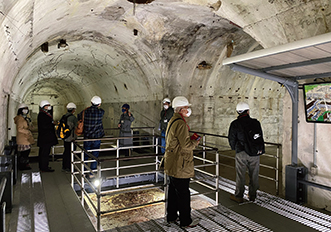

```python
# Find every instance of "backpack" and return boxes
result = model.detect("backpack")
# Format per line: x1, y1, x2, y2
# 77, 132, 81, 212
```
56, 115, 71, 139
240, 119, 265, 156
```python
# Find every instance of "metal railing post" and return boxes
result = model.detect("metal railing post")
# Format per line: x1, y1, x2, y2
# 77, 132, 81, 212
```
276, 145, 280, 195
203, 134, 206, 164
155, 137, 159, 183
215, 151, 219, 205
97, 162, 101, 232
116, 139, 120, 188
71, 142, 74, 188
81, 149, 85, 206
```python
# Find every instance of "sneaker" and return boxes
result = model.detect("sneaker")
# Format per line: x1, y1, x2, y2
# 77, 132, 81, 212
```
230, 194, 244, 203
248, 195, 256, 202
181, 218, 200, 228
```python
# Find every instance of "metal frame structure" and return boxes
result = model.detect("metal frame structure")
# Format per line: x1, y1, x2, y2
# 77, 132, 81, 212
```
69, 133, 219, 232
222, 32, 331, 202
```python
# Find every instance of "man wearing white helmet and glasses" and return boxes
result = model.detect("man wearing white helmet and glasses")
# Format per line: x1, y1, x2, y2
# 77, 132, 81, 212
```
61, 102, 78, 172
37, 100, 58, 172
163, 96, 200, 228
77, 96, 105, 178
228, 102, 265, 203
159, 98, 174, 154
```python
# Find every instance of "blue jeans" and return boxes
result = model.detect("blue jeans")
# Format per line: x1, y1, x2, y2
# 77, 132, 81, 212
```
84, 140, 101, 170
161, 130, 166, 154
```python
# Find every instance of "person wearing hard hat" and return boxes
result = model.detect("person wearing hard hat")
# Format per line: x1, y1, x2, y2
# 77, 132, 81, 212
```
228, 102, 265, 203
77, 96, 105, 178
14, 103, 35, 170
37, 100, 58, 172
159, 98, 174, 154
61, 102, 78, 172
163, 96, 200, 228
118, 103, 135, 157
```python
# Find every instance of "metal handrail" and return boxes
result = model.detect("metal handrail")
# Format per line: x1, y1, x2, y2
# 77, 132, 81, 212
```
190, 130, 281, 195
0, 177, 7, 232
70, 134, 219, 232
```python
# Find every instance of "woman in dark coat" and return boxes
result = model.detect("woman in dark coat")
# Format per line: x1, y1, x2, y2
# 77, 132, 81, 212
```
37, 100, 58, 172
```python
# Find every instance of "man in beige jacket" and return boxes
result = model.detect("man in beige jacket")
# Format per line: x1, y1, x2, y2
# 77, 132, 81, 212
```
164, 96, 200, 228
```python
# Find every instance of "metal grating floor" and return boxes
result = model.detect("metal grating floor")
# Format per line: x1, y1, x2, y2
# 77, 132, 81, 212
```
105, 204, 272, 232
201, 174, 331, 232
12, 172, 50, 232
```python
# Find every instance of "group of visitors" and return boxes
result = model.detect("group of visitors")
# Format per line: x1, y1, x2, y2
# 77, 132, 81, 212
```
14, 96, 134, 174
14, 95, 265, 229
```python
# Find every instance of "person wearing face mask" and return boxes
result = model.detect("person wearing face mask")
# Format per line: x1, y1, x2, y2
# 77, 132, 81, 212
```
37, 100, 58, 172
163, 96, 200, 228
78, 96, 105, 178
14, 103, 35, 170
61, 102, 78, 172
118, 104, 135, 157
159, 98, 174, 154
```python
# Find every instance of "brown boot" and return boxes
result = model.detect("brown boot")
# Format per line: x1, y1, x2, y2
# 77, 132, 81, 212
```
230, 194, 244, 203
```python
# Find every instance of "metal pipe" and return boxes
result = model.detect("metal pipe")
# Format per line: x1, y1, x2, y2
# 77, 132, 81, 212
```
298, 180, 331, 192
313, 123, 317, 166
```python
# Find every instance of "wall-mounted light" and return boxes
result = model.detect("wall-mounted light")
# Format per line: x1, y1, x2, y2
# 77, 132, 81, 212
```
58, 39, 68, 49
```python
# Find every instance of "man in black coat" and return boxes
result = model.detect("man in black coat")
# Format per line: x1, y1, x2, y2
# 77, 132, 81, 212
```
37, 100, 58, 172
228, 102, 265, 203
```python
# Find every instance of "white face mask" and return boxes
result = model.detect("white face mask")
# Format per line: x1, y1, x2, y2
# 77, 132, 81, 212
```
46, 106, 52, 111
186, 108, 192, 117
22, 109, 29, 114
163, 105, 169, 110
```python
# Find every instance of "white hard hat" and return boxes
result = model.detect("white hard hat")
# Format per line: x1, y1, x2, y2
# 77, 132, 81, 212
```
40, 100, 51, 108
91, 96, 102, 105
66, 102, 76, 109
172, 96, 191, 108
236, 102, 249, 113
162, 98, 171, 104
18, 103, 28, 109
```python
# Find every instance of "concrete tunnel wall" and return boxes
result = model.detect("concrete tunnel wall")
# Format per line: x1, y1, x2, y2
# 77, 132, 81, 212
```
0, 0, 330, 211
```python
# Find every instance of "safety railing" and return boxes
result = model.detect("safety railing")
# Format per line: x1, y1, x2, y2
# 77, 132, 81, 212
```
48, 126, 156, 158
0, 177, 7, 232
190, 130, 281, 195
70, 134, 219, 232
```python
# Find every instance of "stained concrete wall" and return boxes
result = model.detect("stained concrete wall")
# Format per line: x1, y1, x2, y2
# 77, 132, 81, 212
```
0, 0, 331, 212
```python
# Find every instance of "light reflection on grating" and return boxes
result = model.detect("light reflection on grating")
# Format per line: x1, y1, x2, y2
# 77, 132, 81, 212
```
198, 174, 331, 232
105, 204, 271, 232
16, 172, 50, 232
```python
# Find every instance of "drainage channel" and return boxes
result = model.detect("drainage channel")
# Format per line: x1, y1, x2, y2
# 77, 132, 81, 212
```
105, 204, 272, 232
200, 174, 331, 232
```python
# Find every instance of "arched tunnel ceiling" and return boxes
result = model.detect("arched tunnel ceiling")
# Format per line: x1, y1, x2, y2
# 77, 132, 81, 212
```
7, 0, 251, 104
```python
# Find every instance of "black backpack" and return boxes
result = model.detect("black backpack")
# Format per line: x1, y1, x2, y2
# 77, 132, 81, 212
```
56, 115, 71, 140
240, 119, 265, 156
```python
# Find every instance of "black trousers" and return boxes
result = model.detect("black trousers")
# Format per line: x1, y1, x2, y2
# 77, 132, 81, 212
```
38, 146, 51, 171
19, 149, 31, 169
167, 176, 192, 226
62, 141, 76, 170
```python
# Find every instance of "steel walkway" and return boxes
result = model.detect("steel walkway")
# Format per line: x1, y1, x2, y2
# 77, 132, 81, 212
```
7, 161, 331, 232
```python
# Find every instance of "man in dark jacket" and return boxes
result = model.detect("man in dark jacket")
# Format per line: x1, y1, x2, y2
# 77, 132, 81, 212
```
37, 100, 58, 172
228, 102, 265, 203
78, 96, 105, 177
159, 98, 174, 154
